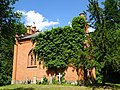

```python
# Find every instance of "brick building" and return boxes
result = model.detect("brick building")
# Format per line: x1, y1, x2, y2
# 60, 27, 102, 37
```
11, 14, 95, 84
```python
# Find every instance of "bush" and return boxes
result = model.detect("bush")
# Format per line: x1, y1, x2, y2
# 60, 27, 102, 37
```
41, 76, 48, 85
36, 76, 48, 85
36, 80, 41, 84
52, 77, 58, 84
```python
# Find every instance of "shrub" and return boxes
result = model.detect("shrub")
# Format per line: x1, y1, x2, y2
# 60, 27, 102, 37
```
41, 76, 48, 85
52, 77, 58, 84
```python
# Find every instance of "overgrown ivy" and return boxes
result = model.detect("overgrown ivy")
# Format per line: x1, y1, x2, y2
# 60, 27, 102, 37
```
32, 16, 86, 74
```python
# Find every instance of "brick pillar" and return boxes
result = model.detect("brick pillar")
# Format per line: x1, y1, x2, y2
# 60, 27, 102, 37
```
92, 67, 96, 80
79, 13, 89, 36
11, 37, 18, 84
78, 67, 84, 80
27, 25, 33, 34
32, 26, 36, 32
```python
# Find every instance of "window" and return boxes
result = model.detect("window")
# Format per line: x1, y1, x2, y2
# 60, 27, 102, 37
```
27, 50, 37, 68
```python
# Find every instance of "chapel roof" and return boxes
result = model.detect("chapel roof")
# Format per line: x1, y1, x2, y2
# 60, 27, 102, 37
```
20, 31, 40, 40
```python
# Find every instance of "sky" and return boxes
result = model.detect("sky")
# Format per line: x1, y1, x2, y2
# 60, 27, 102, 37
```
14, 0, 104, 32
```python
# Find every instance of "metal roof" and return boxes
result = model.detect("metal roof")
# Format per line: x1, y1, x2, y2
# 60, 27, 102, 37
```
21, 32, 40, 40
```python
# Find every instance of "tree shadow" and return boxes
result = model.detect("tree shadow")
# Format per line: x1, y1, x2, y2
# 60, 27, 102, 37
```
46, 69, 54, 76
14, 87, 35, 90
87, 83, 120, 90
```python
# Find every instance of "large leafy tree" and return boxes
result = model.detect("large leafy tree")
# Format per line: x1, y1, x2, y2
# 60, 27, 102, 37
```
87, 0, 120, 84
32, 16, 86, 78
0, 0, 26, 85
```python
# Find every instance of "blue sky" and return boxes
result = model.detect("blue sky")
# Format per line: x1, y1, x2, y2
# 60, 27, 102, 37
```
14, 0, 104, 31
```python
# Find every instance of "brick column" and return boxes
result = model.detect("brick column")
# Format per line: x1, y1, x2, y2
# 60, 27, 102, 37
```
11, 38, 18, 84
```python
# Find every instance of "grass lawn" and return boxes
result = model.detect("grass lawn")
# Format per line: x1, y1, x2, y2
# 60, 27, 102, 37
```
0, 84, 120, 90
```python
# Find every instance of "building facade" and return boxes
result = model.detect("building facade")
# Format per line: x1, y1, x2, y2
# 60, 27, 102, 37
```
11, 14, 95, 84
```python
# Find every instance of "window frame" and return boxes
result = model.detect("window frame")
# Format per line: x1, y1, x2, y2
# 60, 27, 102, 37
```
27, 50, 37, 68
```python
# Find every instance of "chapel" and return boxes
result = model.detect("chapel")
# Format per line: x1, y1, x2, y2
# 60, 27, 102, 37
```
11, 13, 96, 84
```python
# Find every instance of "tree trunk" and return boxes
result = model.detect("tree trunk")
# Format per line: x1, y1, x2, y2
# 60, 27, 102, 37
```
83, 67, 88, 86
102, 66, 107, 85
76, 67, 88, 86
84, 67, 87, 80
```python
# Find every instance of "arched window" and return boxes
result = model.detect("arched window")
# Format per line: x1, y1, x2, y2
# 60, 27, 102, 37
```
28, 50, 37, 67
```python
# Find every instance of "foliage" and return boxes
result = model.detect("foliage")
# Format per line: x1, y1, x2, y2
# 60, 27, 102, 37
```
87, 0, 120, 84
32, 16, 86, 74
52, 77, 58, 84
61, 72, 66, 84
71, 16, 86, 69
0, 0, 26, 86
41, 76, 48, 85
15, 22, 27, 35
37, 76, 49, 85
52, 77, 66, 85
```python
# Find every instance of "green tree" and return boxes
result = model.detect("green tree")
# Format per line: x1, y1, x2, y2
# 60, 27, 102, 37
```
0, 0, 26, 85
71, 16, 88, 84
32, 16, 86, 79
87, 0, 120, 84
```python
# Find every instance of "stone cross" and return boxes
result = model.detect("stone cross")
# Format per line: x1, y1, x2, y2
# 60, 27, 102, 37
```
57, 73, 62, 83
41, 78, 43, 83
33, 76, 37, 84
49, 74, 52, 84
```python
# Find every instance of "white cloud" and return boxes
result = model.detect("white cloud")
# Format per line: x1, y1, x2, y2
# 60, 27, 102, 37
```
88, 27, 95, 32
16, 10, 59, 30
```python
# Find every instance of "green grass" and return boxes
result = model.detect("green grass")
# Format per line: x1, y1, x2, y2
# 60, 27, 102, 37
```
0, 84, 90, 90
0, 84, 120, 90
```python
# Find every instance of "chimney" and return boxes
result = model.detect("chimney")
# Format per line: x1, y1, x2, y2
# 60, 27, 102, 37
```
32, 22, 37, 32
27, 25, 31, 34
27, 25, 33, 34
79, 13, 89, 36
79, 13, 86, 20
32, 26, 36, 32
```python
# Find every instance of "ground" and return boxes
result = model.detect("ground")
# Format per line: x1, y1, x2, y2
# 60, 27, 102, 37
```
0, 84, 120, 90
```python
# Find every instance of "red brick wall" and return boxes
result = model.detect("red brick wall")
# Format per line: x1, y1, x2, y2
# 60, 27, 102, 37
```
12, 38, 95, 83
